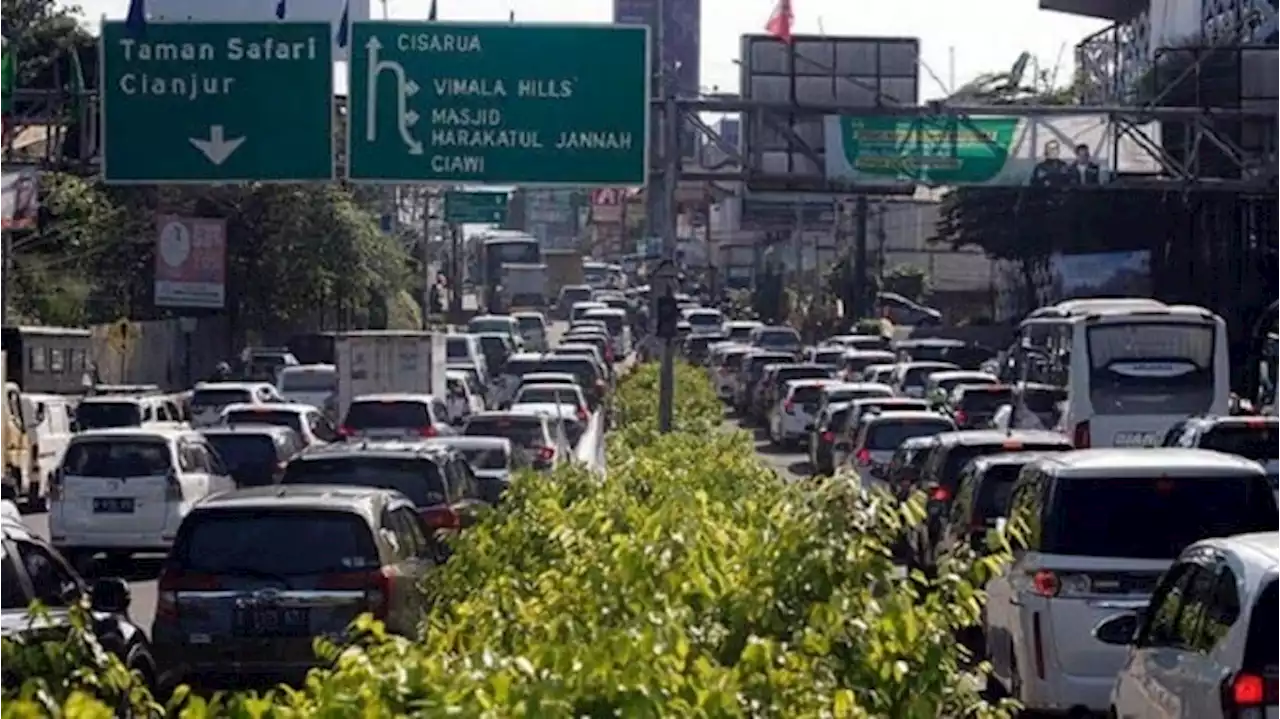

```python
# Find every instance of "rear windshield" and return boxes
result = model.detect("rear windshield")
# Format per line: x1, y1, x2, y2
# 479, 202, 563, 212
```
469, 319, 514, 334
824, 407, 853, 430
974, 465, 1023, 521
1244, 581, 1278, 670
63, 440, 172, 476
279, 370, 336, 393
344, 401, 430, 429
687, 311, 723, 327
536, 359, 598, 386
777, 368, 834, 385
1200, 424, 1279, 463
960, 387, 1013, 412
446, 337, 472, 361
904, 365, 954, 388
516, 316, 543, 332
282, 457, 446, 506
501, 356, 544, 378
1024, 387, 1067, 413
720, 352, 748, 371
205, 435, 280, 471
757, 329, 800, 348
747, 354, 792, 375
461, 447, 512, 470
76, 401, 142, 430
940, 441, 1072, 491
172, 509, 378, 576
938, 375, 996, 393
789, 385, 827, 404
192, 389, 252, 409
727, 326, 756, 341
1044, 475, 1278, 558
844, 354, 894, 373
866, 420, 954, 450
516, 387, 583, 406
464, 417, 547, 449
585, 313, 624, 333
811, 350, 847, 365
225, 409, 302, 434
560, 287, 592, 304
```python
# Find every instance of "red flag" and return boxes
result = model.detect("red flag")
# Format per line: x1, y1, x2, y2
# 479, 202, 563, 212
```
765, 0, 793, 43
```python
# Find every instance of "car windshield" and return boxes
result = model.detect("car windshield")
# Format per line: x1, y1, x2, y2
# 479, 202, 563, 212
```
516, 387, 582, 406
464, 417, 547, 450
1044, 475, 1277, 558
461, 447, 512, 470
344, 401, 430, 429
192, 388, 252, 409
63, 440, 172, 476
278, 369, 336, 392
75, 401, 142, 429
865, 421, 955, 450
173, 509, 379, 576
225, 409, 302, 434
282, 457, 446, 506
204, 435, 280, 471
1200, 424, 1279, 463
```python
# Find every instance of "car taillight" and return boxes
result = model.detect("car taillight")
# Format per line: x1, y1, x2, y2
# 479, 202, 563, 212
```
821, 431, 835, 443
164, 470, 183, 501
1032, 569, 1059, 597
47, 469, 64, 501
537, 446, 556, 462
1073, 420, 1090, 448
319, 568, 392, 619
930, 486, 951, 502
954, 409, 968, 426
337, 425, 354, 438
420, 505, 461, 530
155, 568, 220, 619
419, 425, 438, 437
595, 379, 606, 391
855, 448, 871, 465
576, 407, 588, 422
784, 400, 796, 414
1223, 671, 1278, 712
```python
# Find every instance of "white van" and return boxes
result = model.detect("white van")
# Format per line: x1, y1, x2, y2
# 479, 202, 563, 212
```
984, 448, 1277, 714
20, 393, 75, 505
276, 363, 337, 410
47, 427, 236, 568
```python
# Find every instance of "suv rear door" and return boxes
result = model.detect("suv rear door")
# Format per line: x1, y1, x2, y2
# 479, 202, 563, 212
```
54, 437, 175, 535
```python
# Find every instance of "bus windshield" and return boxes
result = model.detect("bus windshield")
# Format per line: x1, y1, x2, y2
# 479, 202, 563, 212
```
1086, 321, 1217, 416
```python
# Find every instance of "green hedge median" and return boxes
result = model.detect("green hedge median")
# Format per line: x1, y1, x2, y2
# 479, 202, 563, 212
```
2, 360, 1015, 718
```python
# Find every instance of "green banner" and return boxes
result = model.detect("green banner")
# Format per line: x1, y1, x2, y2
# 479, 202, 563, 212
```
823, 115, 1150, 187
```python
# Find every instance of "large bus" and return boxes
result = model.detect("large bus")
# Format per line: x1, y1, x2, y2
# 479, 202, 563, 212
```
1017, 299, 1230, 448
482, 235, 541, 306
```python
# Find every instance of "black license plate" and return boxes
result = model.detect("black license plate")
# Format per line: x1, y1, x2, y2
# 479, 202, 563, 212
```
233, 607, 310, 637
92, 497, 134, 513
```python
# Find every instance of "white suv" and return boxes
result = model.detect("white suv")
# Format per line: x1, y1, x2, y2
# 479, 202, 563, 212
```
984, 448, 1278, 715
47, 428, 236, 569
767, 379, 839, 449
1098, 531, 1278, 719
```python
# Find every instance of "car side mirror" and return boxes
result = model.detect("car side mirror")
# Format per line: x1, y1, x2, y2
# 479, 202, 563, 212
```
90, 577, 131, 613
1092, 612, 1142, 646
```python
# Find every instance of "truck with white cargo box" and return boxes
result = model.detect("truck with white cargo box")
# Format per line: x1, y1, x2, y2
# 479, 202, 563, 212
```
334, 331, 447, 421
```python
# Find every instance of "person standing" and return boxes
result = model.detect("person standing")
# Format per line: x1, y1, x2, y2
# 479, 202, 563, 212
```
1068, 143, 1102, 185
1030, 140, 1071, 188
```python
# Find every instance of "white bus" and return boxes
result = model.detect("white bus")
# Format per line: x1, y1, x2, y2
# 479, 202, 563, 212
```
1017, 299, 1230, 448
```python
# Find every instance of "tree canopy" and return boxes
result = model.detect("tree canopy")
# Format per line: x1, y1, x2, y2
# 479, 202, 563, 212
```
4, 0, 419, 334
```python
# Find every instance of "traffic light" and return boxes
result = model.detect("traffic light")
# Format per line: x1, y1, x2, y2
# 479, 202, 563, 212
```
655, 294, 680, 339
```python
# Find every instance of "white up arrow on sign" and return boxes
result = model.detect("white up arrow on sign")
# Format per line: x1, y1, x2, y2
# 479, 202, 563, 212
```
189, 125, 246, 166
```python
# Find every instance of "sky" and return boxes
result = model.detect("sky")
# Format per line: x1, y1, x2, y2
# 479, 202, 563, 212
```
69, 0, 1107, 100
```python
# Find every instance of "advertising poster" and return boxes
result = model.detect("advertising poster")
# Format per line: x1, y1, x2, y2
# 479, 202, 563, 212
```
154, 215, 227, 309
1050, 250, 1153, 299
824, 115, 1162, 187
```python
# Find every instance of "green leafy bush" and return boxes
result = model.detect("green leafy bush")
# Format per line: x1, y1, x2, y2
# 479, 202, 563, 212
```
4, 362, 1014, 718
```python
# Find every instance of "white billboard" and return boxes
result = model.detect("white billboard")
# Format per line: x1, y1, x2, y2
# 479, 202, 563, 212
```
145, 0, 371, 59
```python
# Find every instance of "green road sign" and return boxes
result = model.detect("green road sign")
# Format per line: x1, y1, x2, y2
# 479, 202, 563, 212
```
100, 21, 334, 184
346, 22, 649, 186
445, 190, 509, 223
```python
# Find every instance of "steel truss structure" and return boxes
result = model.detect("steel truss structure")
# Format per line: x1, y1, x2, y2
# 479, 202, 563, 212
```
654, 96, 1278, 192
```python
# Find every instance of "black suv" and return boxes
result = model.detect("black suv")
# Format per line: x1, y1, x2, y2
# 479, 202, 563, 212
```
1, 513, 155, 689
282, 440, 489, 537
1161, 415, 1279, 483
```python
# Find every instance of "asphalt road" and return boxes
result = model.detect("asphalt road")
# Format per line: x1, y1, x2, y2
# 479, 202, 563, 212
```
722, 406, 814, 483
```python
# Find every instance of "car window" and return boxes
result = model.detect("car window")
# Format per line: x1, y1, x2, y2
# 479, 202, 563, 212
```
1044, 476, 1278, 558
464, 417, 548, 450
390, 506, 428, 557
460, 446, 511, 471
15, 540, 80, 607
225, 409, 304, 434
344, 401, 431, 429
2, 551, 28, 609
282, 457, 447, 507
75, 401, 142, 430
1199, 424, 1279, 463
205, 434, 279, 472
864, 420, 955, 451
973, 465, 1022, 521
787, 384, 828, 405
308, 413, 338, 442
517, 387, 584, 406
1243, 580, 1278, 670
62, 440, 173, 476
191, 389, 253, 410
959, 387, 1014, 412
173, 509, 380, 575
1141, 562, 1199, 648
1184, 566, 1239, 654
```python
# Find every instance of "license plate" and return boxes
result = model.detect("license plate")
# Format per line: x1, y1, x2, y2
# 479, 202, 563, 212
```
233, 607, 310, 637
1114, 431, 1158, 447
93, 497, 134, 513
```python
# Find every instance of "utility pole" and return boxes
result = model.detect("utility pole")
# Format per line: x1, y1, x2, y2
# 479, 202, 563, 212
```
655, 0, 679, 434
421, 188, 432, 329
851, 195, 870, 319
449, 222, 463, 316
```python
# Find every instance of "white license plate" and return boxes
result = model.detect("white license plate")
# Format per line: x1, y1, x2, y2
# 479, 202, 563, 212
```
1114, 431, 1159, 447
93, 497, 135, 513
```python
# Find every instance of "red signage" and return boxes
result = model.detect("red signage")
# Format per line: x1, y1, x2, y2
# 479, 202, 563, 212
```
154, 215, 226, 309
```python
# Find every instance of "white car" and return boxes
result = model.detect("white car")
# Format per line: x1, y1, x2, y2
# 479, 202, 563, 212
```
1099, 531, 1278, 719
512, 311, 550, 353
425, 435, 516, 505
984, 448, 1278, 714
445, 370, 486, 423
188, 382, 283, 428
767, 379, 841, 448
219, 402, 339, 446
275, 363, 336, 410
47, 427, 236, 569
